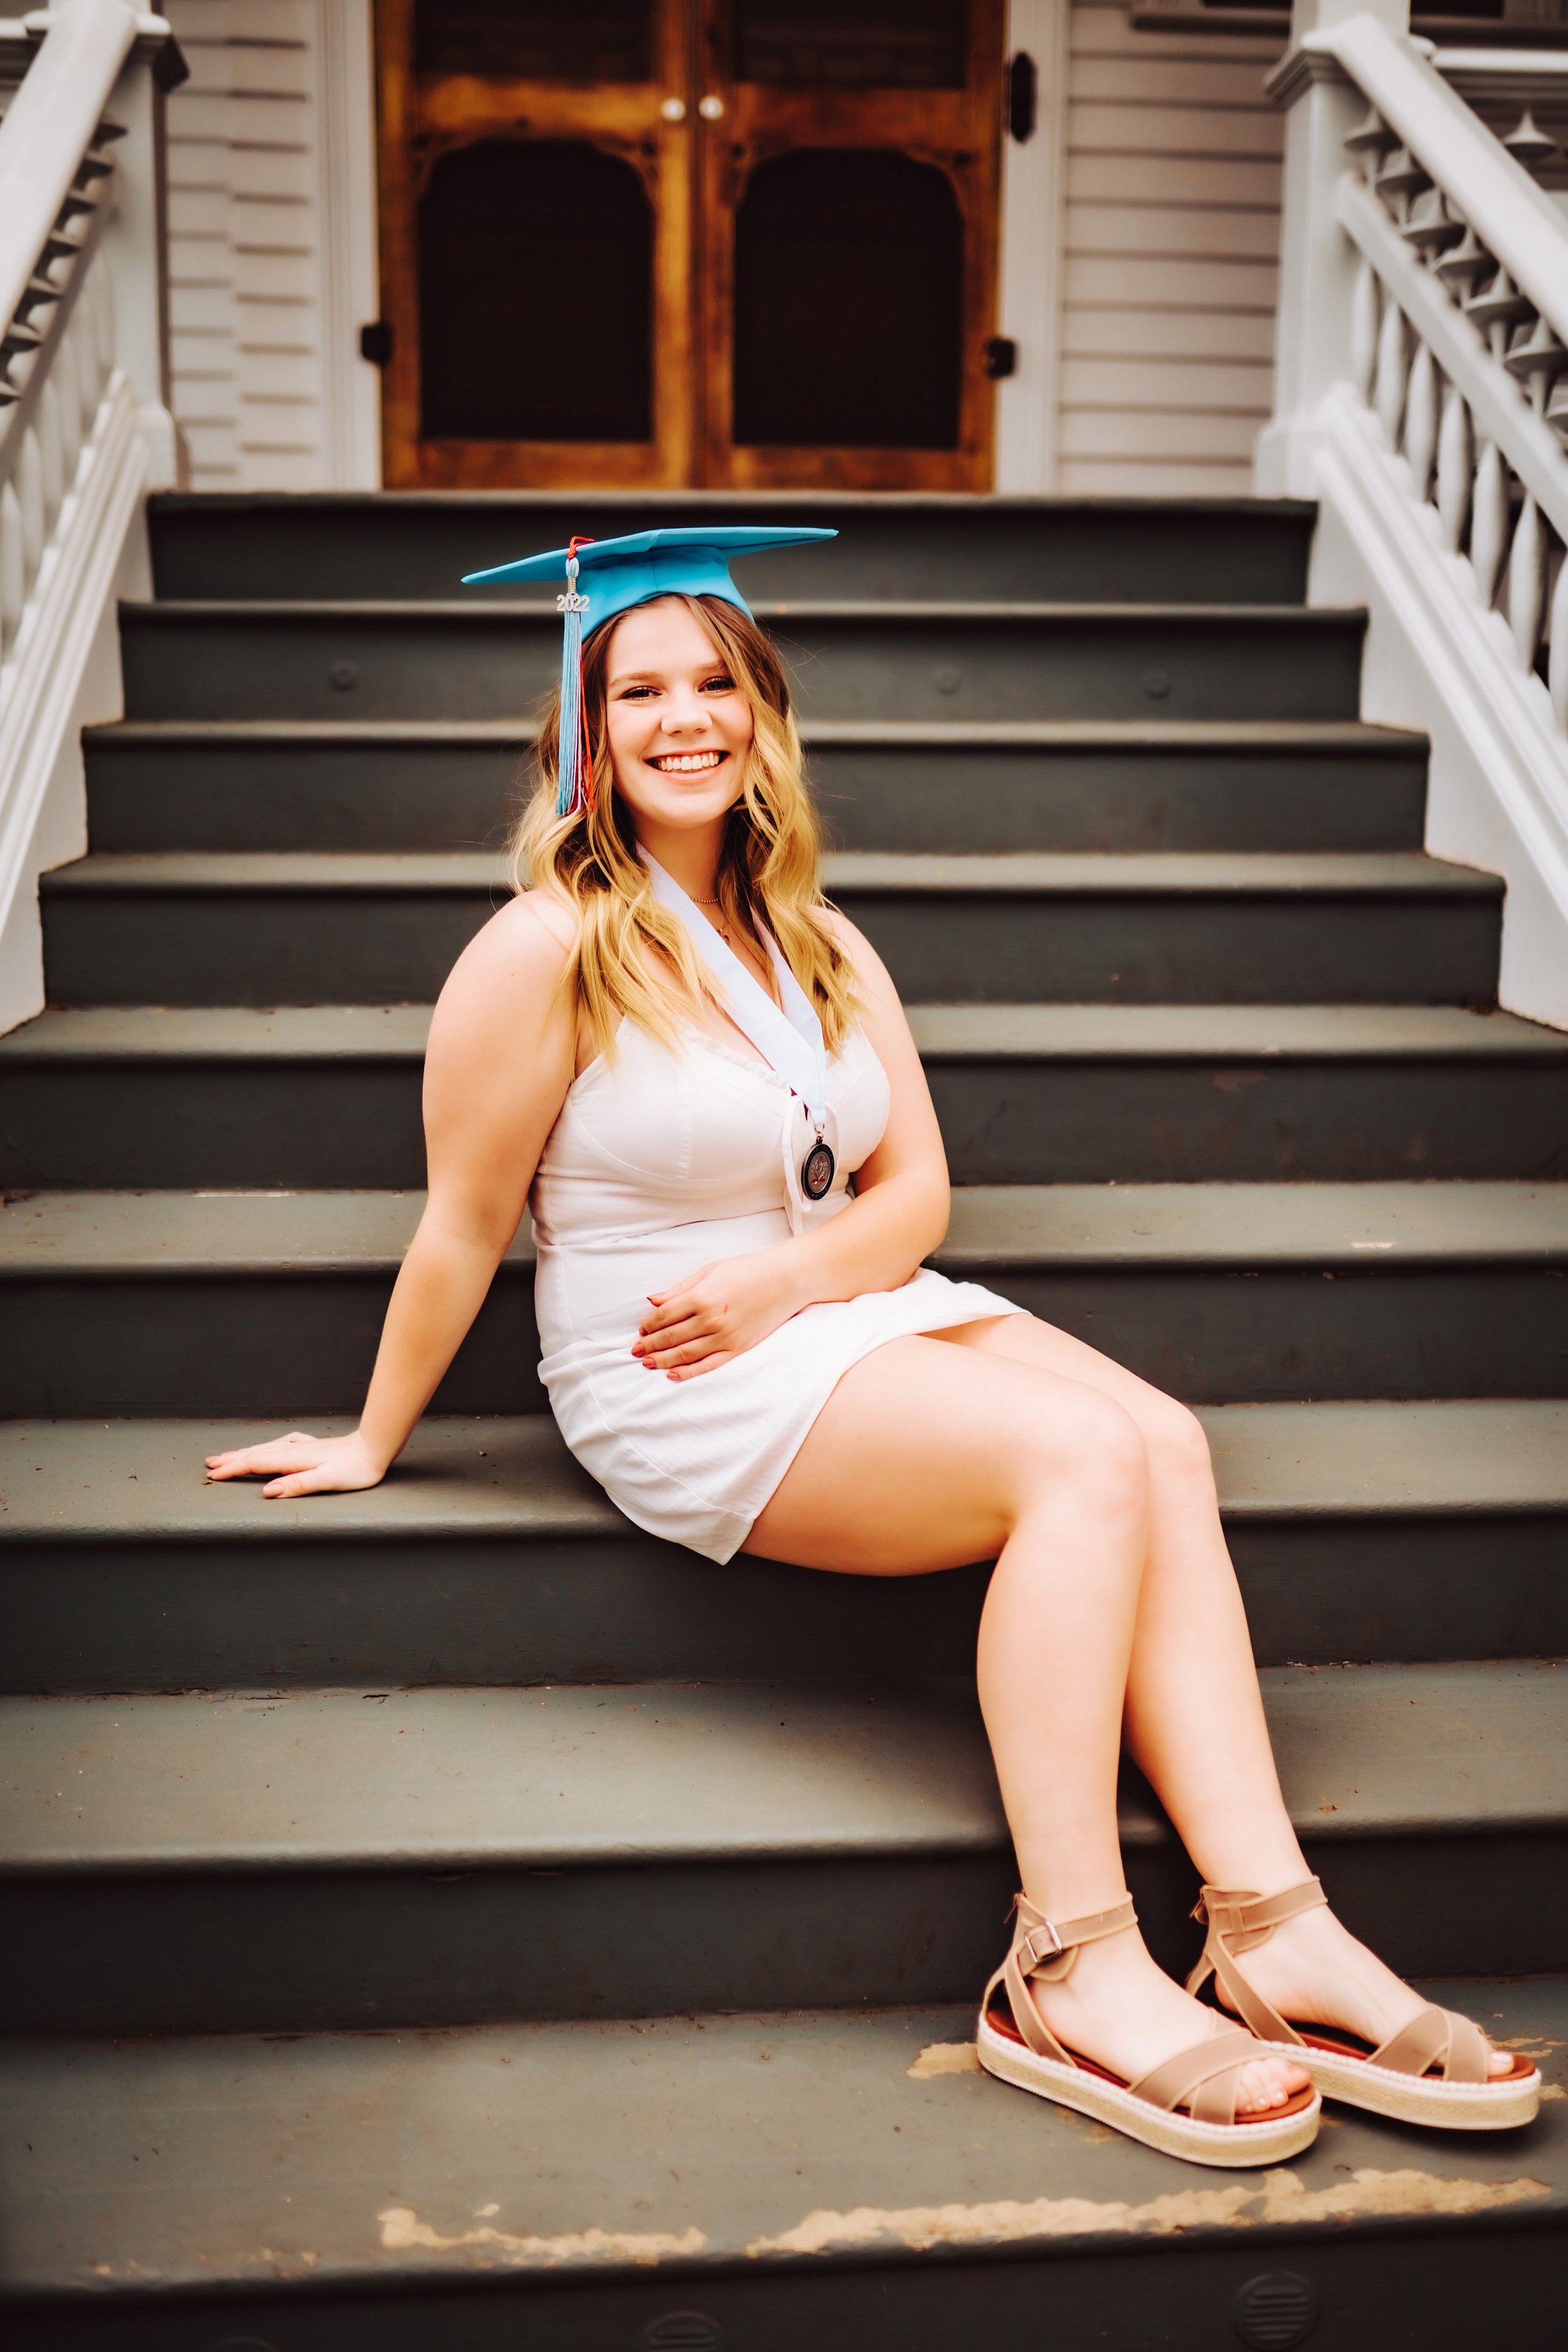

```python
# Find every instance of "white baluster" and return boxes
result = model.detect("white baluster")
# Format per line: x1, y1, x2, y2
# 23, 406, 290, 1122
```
0, 480, 22, 660
55, 329, 82, 484
67, 296, 95, 437
1508, 492, 1548, 667
37, 377, 64, 537
1436, 382, 1474, 553
1404, 341, 1439, 499
90, 258, 115, 398
1549, 549, 1568, 729
1503, 109, 1557, 174
1470, 440, 1510, 606
1352, 258, 1380, 405
1375, 297, 1408, 445
16, 424, 45, 595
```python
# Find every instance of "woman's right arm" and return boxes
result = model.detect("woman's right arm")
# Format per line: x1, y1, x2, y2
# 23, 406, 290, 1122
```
204, 893, 578, 1500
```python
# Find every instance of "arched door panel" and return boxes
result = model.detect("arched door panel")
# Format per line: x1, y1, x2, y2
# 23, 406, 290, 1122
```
731, 148, 965, 450
376, 0, 693, 487
374, 0, 1001, 487
697, 0, 1002, 489
418, 139, 655, 444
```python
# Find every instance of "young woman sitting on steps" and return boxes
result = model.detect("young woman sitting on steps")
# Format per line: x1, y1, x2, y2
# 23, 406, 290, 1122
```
204, 531, 1537, 2166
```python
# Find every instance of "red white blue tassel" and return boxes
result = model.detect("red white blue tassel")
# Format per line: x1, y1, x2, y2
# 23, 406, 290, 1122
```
554, 538, 593, 820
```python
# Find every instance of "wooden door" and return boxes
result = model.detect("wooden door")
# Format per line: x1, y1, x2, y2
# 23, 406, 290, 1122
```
375, 0, 697, 487
374, 0, 1002, 490
696, 0, 1004, 489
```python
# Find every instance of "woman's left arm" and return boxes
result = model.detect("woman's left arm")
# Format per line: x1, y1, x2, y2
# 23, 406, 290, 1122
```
633, 918, 951, 1377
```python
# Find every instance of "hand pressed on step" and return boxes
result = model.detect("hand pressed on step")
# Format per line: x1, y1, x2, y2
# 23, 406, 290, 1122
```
204, 1429, 389, 1499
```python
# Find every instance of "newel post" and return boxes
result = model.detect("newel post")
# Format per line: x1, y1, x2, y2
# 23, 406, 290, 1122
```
1256, 0, 1412, 497
66, 1, 187, 486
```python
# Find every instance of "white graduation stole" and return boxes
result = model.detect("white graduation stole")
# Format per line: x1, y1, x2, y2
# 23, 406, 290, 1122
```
640, 848, 840, 1231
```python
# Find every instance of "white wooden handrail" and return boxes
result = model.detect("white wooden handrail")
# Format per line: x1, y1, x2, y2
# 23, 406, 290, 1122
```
0, 0, 181, 1034
1262, 6, 1568, 1031
0, 1, 137, 352
1305, 16, 1568, 723
1297, 15, 1568, 337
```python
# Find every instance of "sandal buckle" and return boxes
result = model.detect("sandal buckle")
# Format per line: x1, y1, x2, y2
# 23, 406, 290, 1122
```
1019, 1917, 1064, 1969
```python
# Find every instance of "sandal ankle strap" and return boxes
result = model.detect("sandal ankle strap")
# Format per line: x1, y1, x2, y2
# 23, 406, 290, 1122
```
1014, 1892, 1138, 1977
984, 1897, 1290, 2129
985, 1891, 1137, 2066
1185, 1876, 1327, 2045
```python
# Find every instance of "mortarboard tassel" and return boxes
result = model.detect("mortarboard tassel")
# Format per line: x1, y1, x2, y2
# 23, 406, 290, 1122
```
554, 536, 595, 820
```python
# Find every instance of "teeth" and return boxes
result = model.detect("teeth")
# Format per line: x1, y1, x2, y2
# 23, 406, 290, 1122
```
653, 751, 723, 773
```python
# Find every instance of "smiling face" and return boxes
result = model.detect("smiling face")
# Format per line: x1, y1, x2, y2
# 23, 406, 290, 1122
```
601, 598, 756, 841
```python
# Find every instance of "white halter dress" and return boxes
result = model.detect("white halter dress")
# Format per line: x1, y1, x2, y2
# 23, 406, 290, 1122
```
531, 1015, 1024, 1562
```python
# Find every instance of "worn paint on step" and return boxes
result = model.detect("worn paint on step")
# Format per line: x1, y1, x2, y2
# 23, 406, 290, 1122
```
741, 2166, 1550, 2259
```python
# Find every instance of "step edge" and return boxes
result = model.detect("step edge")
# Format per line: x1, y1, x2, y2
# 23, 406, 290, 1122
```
119, 598, 1366, 626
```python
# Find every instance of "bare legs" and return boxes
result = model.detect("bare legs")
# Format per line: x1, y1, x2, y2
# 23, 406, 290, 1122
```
744, 1313, 1510, 2088
743, 1325, 1303, 2111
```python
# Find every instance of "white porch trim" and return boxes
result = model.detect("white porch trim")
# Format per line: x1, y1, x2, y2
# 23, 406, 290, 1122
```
313, 0, 381, 490
995, 0, 1071, 491
1311, 384, 1568, 1029
0, 371, 152, 1035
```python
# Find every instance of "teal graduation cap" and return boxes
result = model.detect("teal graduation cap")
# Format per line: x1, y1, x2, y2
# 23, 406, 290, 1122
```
462, 524, 835, 818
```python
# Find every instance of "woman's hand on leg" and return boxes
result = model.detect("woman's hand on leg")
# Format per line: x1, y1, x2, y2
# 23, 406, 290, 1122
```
203, 1429, 389, 1499
633, 1248, 806, 1377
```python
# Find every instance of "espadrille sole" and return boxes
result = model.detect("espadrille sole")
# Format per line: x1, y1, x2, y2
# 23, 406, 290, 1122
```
976, 2015, 1322, 2168
1265, 2042, 1542, 2130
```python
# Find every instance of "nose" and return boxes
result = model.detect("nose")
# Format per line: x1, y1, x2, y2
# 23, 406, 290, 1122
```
659, 681, 711, 734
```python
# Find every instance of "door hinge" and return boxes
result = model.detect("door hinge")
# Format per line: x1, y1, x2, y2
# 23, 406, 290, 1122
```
983, 336, 1018, 379
1007, 52, 1037, 144
359, 320, 394, 367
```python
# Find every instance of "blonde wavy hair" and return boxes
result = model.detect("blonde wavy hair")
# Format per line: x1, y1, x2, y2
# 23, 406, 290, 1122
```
510, 592, 861, 1062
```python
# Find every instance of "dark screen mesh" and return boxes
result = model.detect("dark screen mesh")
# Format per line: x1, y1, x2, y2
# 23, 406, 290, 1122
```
415, 0, 655, 82
732, 0, 968, 87
732, 149, 964, 447
420, 140, 654, 442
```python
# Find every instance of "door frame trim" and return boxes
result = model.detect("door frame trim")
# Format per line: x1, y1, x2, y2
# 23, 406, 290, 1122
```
994, 0, 1070, 492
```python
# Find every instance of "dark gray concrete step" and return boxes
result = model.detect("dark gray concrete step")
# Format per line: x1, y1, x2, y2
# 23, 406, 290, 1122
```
4, 1002, 1564, 1190
147, 487, 1318, 605
3, 1661, 1565, 2035
4, 1982, 1564, 2351
83, 715, 1438, 866
40, 849, 1501, 1009
83, 716, 1432, 856
815, 719, 1430, 854
117, 601, 1368, 724
3, 1183, 1564, 1420
4, 1404, 1564, 1695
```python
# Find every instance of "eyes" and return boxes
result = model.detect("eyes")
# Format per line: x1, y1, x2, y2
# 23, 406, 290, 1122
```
612, 670, 737, 703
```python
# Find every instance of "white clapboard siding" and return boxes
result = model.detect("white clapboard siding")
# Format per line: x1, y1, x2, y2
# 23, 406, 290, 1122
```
1061, 356, 1274, 408
164, 0, 326, 488
1067, 153, 1283, 208
1069, 204, 1282, 261
1057, 405, 1264, 460
1060, 304, 1277, 362
1064, 254, 1278, 309
1068, 103, 1283, 159
1058, 0, 1285, 495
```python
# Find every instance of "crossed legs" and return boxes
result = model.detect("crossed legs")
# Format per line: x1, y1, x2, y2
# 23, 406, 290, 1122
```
743, 1312, 1507, 2090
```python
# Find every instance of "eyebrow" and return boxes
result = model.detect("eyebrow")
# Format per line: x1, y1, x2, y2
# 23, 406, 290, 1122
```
607, 662, 734, 690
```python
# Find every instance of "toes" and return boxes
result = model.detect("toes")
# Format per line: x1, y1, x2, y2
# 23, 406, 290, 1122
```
1233, 2057, 1308, 2114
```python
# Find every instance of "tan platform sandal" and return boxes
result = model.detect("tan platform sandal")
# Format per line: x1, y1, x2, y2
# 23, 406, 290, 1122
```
976, 1892, 1322, 2168
1188, 1878, 1542, 2131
